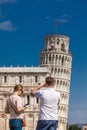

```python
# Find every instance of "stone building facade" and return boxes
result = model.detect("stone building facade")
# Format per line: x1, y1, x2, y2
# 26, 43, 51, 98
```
0, 34, 72, 130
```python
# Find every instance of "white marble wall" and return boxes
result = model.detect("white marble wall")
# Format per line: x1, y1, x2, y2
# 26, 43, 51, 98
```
0, 67, 49, 130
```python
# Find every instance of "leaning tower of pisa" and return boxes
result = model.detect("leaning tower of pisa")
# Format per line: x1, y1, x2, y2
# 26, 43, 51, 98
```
40, 34, 72, 130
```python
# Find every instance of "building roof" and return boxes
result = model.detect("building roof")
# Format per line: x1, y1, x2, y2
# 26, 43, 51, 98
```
45, 34, 70, 39
0, 67, 48, 73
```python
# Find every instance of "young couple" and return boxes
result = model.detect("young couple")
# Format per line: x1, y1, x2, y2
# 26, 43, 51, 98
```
5, 76, 60, 130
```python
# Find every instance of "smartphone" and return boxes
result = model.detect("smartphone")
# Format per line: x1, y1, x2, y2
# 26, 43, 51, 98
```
23, 103, 29, 107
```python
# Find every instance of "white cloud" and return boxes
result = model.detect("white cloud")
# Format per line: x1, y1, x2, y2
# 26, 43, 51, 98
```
0, 0, 16, 4
0, 20, 17, 31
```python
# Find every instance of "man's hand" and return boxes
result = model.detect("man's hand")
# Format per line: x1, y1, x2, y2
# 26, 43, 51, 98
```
30, 82, 46, 96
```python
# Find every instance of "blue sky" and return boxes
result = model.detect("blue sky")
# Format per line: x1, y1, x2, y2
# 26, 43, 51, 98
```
0, 0, 87, 125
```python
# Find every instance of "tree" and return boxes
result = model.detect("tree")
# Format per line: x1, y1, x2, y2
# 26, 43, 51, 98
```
68, 124, 81, 130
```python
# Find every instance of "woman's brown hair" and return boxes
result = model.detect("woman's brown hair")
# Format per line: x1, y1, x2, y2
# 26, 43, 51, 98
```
14, 84, 23, 92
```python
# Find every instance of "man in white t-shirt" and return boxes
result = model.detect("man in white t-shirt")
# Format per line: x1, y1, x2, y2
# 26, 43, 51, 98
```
30, 76, 60, 130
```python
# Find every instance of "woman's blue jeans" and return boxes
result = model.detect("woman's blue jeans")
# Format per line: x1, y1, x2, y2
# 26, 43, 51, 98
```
9, 119, 22, 130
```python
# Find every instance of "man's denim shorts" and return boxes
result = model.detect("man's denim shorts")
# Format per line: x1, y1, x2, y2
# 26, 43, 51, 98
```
36, 120, 58, 130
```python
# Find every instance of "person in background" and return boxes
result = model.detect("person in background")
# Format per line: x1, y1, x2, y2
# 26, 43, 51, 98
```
5, 84, 26, 130
30, 76, 60, 130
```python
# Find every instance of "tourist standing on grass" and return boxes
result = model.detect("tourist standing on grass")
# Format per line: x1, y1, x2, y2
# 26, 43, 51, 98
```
30, 76, 60, 130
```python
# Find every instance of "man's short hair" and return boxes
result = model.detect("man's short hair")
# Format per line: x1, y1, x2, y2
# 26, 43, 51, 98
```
45, 76, 55, 85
